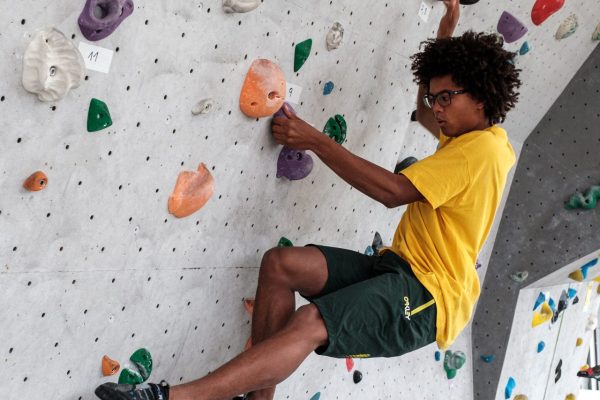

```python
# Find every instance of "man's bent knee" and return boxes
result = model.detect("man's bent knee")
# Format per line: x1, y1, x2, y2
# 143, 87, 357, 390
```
289, 304, 328, 347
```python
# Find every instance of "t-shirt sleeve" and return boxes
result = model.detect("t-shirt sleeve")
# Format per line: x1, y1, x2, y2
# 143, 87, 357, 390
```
400, 145, 470, 209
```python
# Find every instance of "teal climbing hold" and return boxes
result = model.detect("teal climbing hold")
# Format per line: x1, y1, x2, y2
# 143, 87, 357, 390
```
323, 114, 347, 144
87, 98, 113, 132
323, 81, 334, 95
130, 348, 153, 382
481, 355, 494, 363
519, 41, 530, 55
294, 39, 312, 72
364, 246, 374, 256
565, 185, 600, 210
277, 237, 293, 247
118, 368, 144, 385
435, 351, 441, 361
537, 341, 545, 353
568, 288, 577, 298
309, 392, 320, 400
505, 377, 516, 399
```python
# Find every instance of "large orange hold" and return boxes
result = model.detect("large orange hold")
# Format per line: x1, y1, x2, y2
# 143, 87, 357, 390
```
23, 171, 48, 191
102, 355, 120, 376
239, 59, 286, 118
168, 163, 214, 218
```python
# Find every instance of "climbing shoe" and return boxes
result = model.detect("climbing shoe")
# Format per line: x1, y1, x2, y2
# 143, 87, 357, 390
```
95, 381, 170, 400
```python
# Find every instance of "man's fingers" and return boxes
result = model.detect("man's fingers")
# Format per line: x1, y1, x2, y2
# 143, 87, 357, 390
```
282, 103, 297, 119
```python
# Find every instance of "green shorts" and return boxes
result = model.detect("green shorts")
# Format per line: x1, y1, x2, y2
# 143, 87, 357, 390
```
303, 244, 437, 359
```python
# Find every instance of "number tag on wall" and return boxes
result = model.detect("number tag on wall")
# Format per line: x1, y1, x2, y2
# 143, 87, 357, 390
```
78, 42, 114, 73
418, 1, 431, 22
285, 82, 303, 105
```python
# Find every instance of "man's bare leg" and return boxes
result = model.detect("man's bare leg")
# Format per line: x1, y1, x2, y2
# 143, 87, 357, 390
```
247, 247, 329, 400
169, 304, 328, 400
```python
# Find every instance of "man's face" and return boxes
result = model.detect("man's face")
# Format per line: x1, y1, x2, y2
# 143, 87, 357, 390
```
428, 74, 487, 137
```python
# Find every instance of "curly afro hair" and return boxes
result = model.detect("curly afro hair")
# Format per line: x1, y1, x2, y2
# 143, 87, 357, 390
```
410, 30, 522, 124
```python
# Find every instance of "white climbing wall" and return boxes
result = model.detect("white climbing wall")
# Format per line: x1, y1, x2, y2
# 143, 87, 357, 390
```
1, 1, 599, 399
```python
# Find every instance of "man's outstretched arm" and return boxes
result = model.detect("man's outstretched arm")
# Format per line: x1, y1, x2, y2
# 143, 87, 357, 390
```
271, 106, 424, 209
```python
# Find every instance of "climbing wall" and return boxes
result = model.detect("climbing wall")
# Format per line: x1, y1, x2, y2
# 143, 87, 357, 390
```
473, 44, 600, 399
1, 1, 599, 400
496, 250, 600, 400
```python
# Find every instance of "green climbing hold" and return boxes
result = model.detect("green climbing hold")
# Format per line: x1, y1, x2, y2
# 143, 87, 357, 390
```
294, 39, 312, 72
443, 350, 466, 379
118, 368, 144, 385
323, 114, 347, 144
277, 237, 293, 247
565, 186, 600, 210
510, 271, 529, 283
87, 98, 112, 132
130, 348, 153, 381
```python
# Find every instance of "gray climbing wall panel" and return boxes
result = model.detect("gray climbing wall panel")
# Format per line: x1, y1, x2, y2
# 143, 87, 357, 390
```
473, 45, 600, 400
1, 0, 600, 400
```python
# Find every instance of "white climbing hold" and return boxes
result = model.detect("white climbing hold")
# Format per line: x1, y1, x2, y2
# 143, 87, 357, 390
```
555, 14, 578, 40
326, 22, 344, 51
22, 28, 85, 102
191, 98, 214, 115
222, 0, 261, 13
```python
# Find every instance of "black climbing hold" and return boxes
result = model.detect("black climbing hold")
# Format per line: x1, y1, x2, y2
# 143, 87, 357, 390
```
410, 110, 417, 122
394, 156, 418, 174
573, 296, 579, 305
371, 232, 383, 255
437, 0, 480, 4
555, 359, 562, 383
353, 370, 363, 384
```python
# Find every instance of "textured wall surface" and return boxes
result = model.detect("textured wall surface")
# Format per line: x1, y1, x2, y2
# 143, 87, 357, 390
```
1, 0, 600, 399
473, 44, 600, 400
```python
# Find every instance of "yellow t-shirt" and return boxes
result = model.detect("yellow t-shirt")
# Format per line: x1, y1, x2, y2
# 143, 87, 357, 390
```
388, 125, 515, 349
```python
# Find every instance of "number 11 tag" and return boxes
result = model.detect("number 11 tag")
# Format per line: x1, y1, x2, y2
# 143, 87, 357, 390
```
78, 42, 114, 73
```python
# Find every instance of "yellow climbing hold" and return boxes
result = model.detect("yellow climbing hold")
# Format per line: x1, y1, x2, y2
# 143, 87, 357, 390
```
565, 394, 576, 400
580, 364, 590, 371
514, 395, 529, 400
569, 270, 584, 282
597, 283, 600, 294
576, 337, 583, 347
532, 302, 553, 327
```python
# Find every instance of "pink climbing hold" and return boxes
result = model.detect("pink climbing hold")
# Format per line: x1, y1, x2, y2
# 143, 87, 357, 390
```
531, 0, 565, 26
346, 357, 354, 372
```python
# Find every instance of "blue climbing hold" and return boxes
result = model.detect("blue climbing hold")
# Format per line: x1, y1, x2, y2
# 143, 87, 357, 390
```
519, 41, 530, 55
481, 355, 494, 363
548, 297, 556, 313
505, 377, 516, 399
323, 81, 334, 95
533, 292, 545, 310
568, 288, 577, 299
537, 341, 545, 353
364, 246, 374, 256
309, 392, 321, 400
435, 351, 441, 361
580, 259, 597, 279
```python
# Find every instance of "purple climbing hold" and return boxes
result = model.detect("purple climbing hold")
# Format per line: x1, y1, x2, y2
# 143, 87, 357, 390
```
497, 11, 528, 44
78, 0, 134, 41
276, 146, 313, 180
274, 102, 295, 119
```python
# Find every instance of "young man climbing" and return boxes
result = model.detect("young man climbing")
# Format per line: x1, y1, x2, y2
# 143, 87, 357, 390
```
95, 1, 522, 399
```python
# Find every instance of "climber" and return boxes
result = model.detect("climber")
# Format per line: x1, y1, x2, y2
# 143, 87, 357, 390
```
95, 1, 522, 399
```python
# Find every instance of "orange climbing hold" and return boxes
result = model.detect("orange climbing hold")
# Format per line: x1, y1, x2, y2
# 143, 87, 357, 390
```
346, 357, 354, 372
23, 171, 48, 191
239, 59, 286, 118
102, 355, 120, 376
244, 298, 254, 315
168, 163, 214, 218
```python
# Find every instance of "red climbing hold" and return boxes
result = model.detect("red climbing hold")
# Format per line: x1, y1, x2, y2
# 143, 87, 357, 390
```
531, 0, 565, 26
346, 357, 354, 372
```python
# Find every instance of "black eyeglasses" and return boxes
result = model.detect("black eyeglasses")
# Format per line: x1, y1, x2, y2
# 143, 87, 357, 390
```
423, 89, 468, 108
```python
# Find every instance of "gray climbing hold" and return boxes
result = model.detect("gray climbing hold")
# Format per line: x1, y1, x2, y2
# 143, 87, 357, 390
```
192, 99, 214, 115
510, 271, 528, 283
